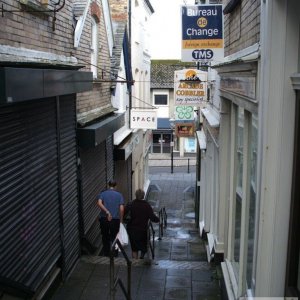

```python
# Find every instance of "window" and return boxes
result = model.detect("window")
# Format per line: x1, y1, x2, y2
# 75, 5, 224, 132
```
246, 113, 258, 292
233, 107, 244, 280
91, 17, 98, 78
228, 104, 258, 298
154, 94, 168, 106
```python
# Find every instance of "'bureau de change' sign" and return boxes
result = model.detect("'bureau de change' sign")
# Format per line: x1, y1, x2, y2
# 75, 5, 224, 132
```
181, 5, 223, 63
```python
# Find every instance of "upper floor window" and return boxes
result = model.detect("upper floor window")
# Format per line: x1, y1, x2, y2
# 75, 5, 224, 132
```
91, 17, 98, 79
154, 94, 168, 106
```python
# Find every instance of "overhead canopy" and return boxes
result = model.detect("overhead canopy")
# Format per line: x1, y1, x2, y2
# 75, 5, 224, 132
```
77, 113, 124, 148
196, 130, 207, 150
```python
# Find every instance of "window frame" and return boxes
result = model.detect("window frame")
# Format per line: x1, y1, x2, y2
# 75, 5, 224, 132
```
90, 17, 98, 79
226, 102, 259, 298
153, 93, 169, 106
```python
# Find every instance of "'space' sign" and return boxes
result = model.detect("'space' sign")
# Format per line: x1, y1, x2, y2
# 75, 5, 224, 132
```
181, 5, 223, 62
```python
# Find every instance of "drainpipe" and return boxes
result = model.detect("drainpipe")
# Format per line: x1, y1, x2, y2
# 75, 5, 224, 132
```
128, 0, 132, 122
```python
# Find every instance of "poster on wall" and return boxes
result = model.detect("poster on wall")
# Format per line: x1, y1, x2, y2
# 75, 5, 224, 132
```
181, 4, 224, 62
174, 69, 207, 106
184, 137, 196, 152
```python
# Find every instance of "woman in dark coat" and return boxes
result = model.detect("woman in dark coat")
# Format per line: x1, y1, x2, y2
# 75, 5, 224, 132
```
125, 189, 159, 259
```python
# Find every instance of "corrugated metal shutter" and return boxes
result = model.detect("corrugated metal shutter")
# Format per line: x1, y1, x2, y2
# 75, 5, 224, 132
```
79, 143, 106, 246
58, 95, 80, 274
0, 99, 61, 294
106, 135, 114, 182
115, 154, 132, 203
126, 155, 132, 202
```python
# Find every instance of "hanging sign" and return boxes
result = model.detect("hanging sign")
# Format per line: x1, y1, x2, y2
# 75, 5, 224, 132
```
175, 123, 195, 137
174, 69, 207, 106
181, 4, 224, 62
130, 109, 157, 129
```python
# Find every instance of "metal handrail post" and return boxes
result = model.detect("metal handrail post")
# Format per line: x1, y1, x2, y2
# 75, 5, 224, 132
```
110, 238, 132, 300
158, 210, 162, 240
110, 252, 115, 300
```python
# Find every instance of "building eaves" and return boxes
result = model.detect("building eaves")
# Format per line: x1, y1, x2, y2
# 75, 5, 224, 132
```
111, 21, 127, 89
151, 60, 196, 89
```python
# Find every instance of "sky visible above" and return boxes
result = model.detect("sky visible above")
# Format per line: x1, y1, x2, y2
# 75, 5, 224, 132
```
149, 0, 195, 60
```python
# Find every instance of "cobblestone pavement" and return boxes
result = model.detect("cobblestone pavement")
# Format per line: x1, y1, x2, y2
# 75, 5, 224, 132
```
50, 163, 222, 300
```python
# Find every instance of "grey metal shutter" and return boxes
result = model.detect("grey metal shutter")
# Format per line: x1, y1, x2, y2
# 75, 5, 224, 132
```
126, 155, 132, 202
0, 99, 61, 295
106, 135, 114, 182
58, 95, 80, 274
79, 142, 106, 247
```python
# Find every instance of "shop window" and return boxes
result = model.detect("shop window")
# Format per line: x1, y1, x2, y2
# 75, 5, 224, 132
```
246, 113, 258, 292
233, 107, 244, 279
228, 104, 258, 298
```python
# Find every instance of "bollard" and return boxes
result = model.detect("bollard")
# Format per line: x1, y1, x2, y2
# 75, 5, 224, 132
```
187, 158, 190, 173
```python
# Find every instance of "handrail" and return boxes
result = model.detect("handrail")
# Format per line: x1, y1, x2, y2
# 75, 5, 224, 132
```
110, 238, 132, 300
149, 157, 195, 173
147, 220, 155, 259
158, 207, 167, 240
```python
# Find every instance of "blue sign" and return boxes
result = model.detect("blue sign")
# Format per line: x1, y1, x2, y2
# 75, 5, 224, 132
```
181, 5, 224, 62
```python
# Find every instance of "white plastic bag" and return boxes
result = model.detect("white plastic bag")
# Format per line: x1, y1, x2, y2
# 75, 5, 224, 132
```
116, 223, 128, 250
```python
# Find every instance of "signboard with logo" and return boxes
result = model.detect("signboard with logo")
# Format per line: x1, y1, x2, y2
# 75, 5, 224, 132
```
181, 4, 223, 62
174, 69, 207, 106
130, 109, 157, 129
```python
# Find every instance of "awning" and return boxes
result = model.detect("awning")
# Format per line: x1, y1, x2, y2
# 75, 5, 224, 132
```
196, 130, 206, 150
157, 118, 171, 129
0, 67, 92, 103
114, 133, 135, 161
77, 113, 124, 148
201, 108, 220, 128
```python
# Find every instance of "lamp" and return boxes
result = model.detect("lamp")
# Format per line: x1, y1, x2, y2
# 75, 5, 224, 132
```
169, 118, 175, 174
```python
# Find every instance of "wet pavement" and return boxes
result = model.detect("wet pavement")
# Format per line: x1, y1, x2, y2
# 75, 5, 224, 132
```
50, 159, 222, 300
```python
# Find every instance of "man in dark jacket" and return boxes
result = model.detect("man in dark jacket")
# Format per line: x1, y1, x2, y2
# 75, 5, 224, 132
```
125, 189, 159, 259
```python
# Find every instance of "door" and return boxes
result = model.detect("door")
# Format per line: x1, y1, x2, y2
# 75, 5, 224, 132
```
152, 133, 172, 154
286, 96, 300, 298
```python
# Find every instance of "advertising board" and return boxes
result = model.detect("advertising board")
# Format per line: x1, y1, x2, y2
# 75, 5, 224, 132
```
174, 69, 207, 106
181, 4, 223, 62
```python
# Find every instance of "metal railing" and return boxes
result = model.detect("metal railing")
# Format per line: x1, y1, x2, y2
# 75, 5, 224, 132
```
149, 157, 196, 174
147, 220, 155, 259
110, 238, 132, 300
158, 207, 167, 240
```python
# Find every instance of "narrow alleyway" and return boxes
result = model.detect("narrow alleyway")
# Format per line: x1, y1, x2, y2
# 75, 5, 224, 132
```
50, 162, 221, 300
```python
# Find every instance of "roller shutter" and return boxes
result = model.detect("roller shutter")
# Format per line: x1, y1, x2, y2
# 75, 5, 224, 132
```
0, 95, 79, 296
79, 143, 106, 247
58, 95, 80, 274
106, 135, 114, 183
0, 99, 61, 295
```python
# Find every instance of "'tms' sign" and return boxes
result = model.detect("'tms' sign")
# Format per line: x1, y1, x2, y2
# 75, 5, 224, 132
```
192, 49, 214, 60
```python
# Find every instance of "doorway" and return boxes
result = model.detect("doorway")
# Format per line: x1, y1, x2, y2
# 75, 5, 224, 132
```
152, 132, 171, 154
286, 95, 300, 298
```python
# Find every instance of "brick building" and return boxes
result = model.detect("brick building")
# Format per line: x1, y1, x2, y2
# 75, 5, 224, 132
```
0, 0, 124, 297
